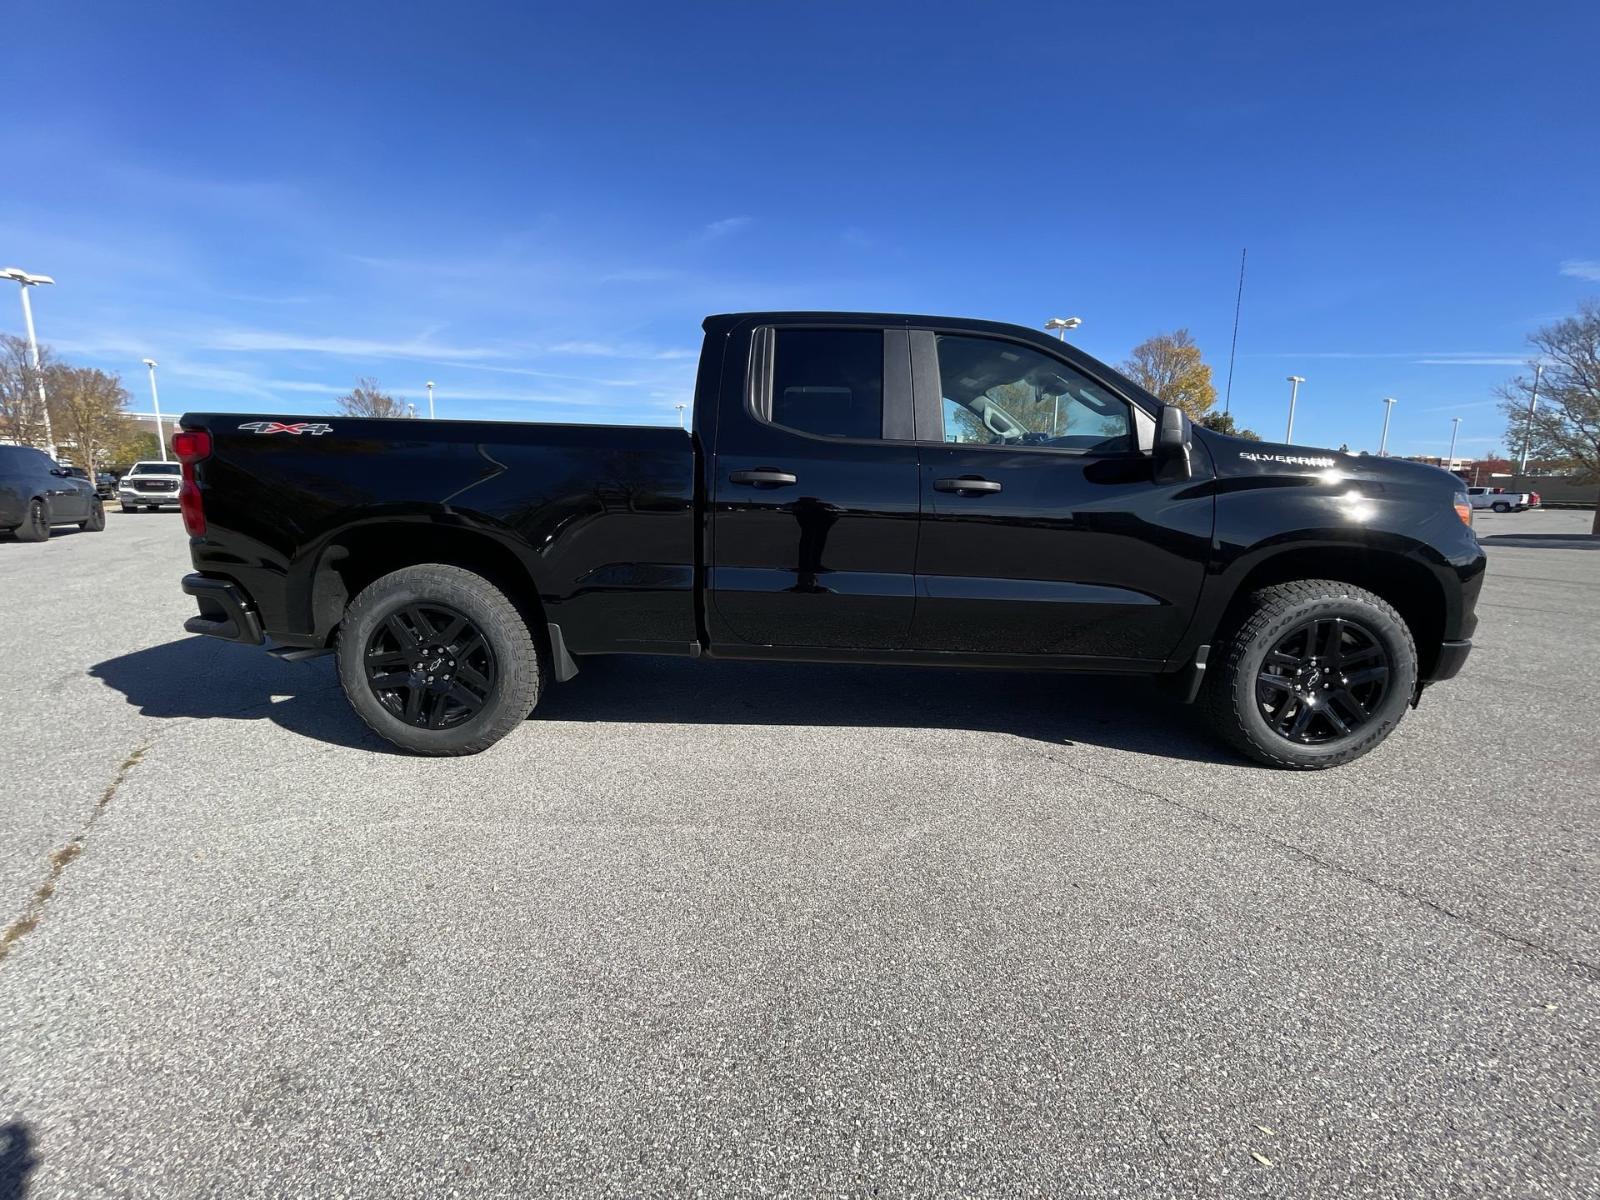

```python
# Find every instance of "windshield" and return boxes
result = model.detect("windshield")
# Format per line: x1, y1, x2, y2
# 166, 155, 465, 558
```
131, 462, 180, 475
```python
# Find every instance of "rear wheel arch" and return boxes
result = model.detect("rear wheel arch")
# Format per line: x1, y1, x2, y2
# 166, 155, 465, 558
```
305, 520, 550, 650
1212, 544, 1448, 679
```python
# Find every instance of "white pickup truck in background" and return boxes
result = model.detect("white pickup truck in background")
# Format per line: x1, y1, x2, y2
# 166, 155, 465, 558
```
1466, 486, 1540, 512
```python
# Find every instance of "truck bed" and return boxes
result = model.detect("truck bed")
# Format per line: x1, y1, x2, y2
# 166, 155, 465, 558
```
179, 413, 699, 655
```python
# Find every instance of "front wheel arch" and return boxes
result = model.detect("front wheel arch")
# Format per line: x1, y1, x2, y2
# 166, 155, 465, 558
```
1200, 543, 1449, 681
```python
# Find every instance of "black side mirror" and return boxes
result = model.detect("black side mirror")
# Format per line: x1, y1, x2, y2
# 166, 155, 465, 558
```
1154, 405, 1193, 483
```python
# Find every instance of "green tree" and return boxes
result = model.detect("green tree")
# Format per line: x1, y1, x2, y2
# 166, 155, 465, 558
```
1499, 299, 1600, 533
1121, 329, 1217, 419
45, 365, 133, 474
1199, 411, 1261, 440
109, 429, 161, 471
334, 377, 408, 418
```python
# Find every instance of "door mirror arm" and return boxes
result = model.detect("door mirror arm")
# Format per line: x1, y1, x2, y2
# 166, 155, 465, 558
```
1154, 405, 1193, 483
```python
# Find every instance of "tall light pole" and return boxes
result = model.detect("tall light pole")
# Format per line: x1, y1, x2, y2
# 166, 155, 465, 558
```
1518, 362, 1542, 474
1447, 417, 1461, 470
1044, 316, 1082, 341
674, 403, 687, 429
1378, 397, 1398, 457
142, 359, 168, 460
3, 266, 57, 459
426, 381, 436, 419
1284, 375, 1305, 443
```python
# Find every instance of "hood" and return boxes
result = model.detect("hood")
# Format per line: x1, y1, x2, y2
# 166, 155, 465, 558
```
1197, 429, 1464, 492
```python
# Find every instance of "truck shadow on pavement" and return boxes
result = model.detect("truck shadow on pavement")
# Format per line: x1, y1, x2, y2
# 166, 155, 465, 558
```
90, 638, 1238, 765
0, 1121, 39, 1200
540, 656, 1240, 766
89, 637, 399, 753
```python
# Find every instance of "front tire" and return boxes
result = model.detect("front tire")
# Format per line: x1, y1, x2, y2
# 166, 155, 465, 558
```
336, 564, 543, 755
80, 499, 106, 532
1201, 580, 1417, 769
14, 498, 50, 542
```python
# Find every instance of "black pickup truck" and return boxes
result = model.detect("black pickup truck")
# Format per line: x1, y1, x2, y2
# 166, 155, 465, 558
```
175, 312, 1484, 768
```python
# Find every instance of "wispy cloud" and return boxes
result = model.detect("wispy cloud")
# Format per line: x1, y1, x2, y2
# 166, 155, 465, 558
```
1414, 398, 1505, 414
1413, 356, 1527, 366
202, 328, 510, 361
547, 340, 696, 361
1559, 259, 1600, 282
1258, 350, 1527, 365
701, 216, 752, 240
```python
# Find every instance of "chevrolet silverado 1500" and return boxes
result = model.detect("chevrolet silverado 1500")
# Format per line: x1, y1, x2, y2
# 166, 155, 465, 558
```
175, 312, 1484, 768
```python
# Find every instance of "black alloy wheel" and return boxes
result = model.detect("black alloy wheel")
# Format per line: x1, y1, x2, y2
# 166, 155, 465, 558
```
15, 498, 50, 542
362, 602, 497, 731
1254, 617, 1391, 745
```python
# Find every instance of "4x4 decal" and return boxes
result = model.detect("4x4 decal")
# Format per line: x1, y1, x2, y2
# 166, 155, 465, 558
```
238, 421, 333, 436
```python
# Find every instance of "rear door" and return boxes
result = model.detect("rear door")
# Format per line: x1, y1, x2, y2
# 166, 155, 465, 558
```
708, 323, 920, 650
907, 329, 1212, 664
39, 452, 87, 520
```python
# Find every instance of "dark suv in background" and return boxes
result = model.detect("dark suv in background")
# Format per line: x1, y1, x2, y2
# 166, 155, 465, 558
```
0, 445, 105, 541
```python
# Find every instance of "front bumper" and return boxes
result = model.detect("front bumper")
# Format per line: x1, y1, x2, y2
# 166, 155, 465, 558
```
121, 490, 178, 505
181, 574, 265, 645
1426, 638, 1473, 683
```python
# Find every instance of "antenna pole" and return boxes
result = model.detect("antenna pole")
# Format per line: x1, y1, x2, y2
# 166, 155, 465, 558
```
1223, 248, 1246, 416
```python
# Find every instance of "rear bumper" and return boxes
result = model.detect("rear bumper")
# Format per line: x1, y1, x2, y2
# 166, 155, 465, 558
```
1426, 638, 1473, 683
182, 574, 265, 645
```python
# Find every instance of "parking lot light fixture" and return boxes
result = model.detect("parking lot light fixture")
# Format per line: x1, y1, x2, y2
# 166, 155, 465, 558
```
4, 266, 58, 459
1447, 417, 1461, 470
1379, 397, 1398, 457
142, 358, 168, 460
1285, 376, 1305, 443
1044, 316, 1082, 341
1519, 363, 1542, 473
426, 381, 436, 419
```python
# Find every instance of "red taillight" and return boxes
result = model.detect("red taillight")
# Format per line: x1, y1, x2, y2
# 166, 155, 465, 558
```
172, 430, 210, 462
173, 429, 212, 536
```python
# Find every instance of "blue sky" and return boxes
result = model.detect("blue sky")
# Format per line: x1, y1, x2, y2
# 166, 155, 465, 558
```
4, 0, 1596, 458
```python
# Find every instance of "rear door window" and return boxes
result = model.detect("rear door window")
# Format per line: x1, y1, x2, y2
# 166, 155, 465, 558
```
764, 329, 884, 441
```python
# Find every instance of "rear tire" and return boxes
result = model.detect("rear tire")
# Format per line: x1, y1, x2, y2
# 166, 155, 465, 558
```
14, 498, 50, 542
1492, 502, 1510, 512
336, 564, 543, 755
80, 499, 106, 532
1200, 579, 1417, 769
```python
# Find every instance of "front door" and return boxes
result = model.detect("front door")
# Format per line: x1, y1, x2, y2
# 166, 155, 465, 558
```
709, 325, 920, 650
908, 330, 1213, 663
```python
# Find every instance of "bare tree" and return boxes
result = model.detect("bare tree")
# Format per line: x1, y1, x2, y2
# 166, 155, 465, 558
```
334, 377, 407, 418
1499, 299, 1600, 533
1121, 329, 1217, 419
0, 333, 52, 447
45, 365, 132, 476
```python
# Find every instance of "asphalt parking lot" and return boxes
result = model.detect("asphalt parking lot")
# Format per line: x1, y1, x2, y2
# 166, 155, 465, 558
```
1, 507, 1596, 1197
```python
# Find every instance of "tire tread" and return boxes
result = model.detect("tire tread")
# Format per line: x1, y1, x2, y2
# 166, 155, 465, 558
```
336, 563, 542, 756
1200, 579, 1417, 770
